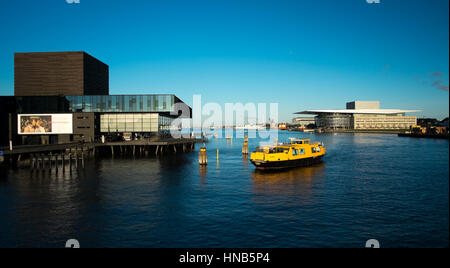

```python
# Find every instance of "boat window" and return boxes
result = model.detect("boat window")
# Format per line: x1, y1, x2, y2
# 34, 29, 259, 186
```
292, 149, 299, 156
304, 140, 310, 144
276, 148, 285, 153
300, 149, 305, 155
312, 147, 316, 153
254, 147, 264, 153
317, 147, 321, 152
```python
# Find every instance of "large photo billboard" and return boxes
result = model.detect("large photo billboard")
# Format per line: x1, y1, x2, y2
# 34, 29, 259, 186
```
18, 114, 73, 135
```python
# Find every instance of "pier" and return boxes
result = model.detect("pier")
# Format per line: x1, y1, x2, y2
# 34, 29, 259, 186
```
0, 138, 204, 169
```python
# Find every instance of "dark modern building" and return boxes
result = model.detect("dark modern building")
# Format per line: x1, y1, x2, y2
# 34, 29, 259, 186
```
417, 118, 441, 128
0, 52, 191, 147
14, 51, 109, 96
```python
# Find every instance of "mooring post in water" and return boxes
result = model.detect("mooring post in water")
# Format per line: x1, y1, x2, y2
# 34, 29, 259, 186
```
199, 147, 208, 165
75, 153, 78, 169
55, 154, 59, 171
242, 135, 249, 155
30, 154, 35, 170
81, 151, 85, 168
69, 153, 72, 171
49, 153, 53, 170
62, 154, 65, 173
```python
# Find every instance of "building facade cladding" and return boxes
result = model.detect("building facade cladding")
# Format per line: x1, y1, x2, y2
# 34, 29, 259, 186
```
315, 113, 417, 129
346, 101, 380, 110
352, 114, 417, 129
14, 52, 109, 96
73, 112, 97, 142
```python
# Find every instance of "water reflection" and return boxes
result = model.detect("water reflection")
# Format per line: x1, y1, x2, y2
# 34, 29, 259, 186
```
242, 154, 249, 168
1, 131, 448, 248
251, 163, 326, 206
5, 160, 104, 247
199, 166, 208, 180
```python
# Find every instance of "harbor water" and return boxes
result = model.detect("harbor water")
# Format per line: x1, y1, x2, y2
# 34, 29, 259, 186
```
0, 131, 448, 248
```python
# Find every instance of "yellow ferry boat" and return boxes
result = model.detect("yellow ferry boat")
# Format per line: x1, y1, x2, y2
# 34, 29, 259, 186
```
250, 138, 326, 170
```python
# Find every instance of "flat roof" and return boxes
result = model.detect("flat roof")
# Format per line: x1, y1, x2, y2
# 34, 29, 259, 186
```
295, 109, 420, 115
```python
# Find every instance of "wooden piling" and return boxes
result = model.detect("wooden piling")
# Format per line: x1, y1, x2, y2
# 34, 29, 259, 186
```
199, 147, 207, 165
55, 154, 59, 171
242, 136, 249, 155
62, 154, 66, 172
31, 154, 35, 170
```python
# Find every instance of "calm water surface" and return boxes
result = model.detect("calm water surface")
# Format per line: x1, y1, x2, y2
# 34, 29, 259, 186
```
0, 131, 448, 248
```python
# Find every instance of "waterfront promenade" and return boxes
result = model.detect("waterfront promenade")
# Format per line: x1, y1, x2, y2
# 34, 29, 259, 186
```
0, 137, 205, 167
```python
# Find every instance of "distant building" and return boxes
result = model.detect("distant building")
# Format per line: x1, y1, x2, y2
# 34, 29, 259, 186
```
417, 118, 441, 128
296, 101, 419, 130
439, 117, 449, 127
291, 117, 316, 127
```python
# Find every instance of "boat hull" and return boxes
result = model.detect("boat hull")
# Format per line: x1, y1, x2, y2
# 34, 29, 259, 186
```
250, 155, 324, 170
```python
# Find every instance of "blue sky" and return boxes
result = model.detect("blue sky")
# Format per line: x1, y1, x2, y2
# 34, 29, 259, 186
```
0, 0, 448, 121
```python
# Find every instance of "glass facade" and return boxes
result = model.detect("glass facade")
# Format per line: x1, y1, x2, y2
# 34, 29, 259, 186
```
316, 114, 353, 129
5, 95, 181, 114
100, 113, 174, 133
67, 95, 175, 113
